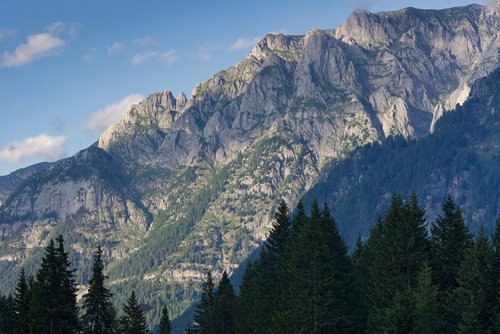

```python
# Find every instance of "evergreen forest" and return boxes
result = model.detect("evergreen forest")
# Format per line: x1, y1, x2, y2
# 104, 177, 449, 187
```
1, 195, 499, 334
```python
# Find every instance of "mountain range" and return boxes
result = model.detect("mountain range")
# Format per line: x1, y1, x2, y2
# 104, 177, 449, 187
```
0, 2, 498, 328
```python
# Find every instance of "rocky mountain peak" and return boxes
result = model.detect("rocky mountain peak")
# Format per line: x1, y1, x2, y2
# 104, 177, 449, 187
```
176, 91, 188, 111
249, 33, 303, 61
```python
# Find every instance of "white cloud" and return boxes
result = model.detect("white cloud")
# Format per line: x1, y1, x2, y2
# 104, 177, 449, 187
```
107, 41, 124, 55
0, 134, 67, 164
133, 37, 156, 47
46, 21, 79, 37
160, 49, 178, 64
86, 94, 144, 133
1, 33, 65, 67
229, 36, 261, 50
0, 28, 15, 41
131, 51, 156, 65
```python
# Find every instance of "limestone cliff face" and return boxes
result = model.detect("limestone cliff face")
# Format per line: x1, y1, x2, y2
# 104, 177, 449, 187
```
98, 4, 498, 173
0, 3, 498, 326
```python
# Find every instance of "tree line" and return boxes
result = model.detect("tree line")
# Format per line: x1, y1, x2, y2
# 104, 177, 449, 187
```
187, 194, 500, 333
0, 239, 171, 334
1, 193, 499, 333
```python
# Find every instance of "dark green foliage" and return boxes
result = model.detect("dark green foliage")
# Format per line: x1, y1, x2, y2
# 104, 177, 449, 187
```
431, 195, 472, 295
29, 236, 80, 334
365, 194, 430, 332
450, 228, 496, 333
82, 246, 116, 334
13, 268, 30, 334
159, 306, 172, 334
413, 262, 442, 333
272, 200, 353, 333
383, 290, 415, 334
120, 291, 148, 334
494, 217, 500, 332
192, 271, 215, 333
236, 200, 291, 334
0, 294, 15, 334
212, 271, 236, 334
263, 199, 291, 257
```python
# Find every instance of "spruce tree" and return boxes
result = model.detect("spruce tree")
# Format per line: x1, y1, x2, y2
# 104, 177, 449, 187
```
383, 290, 415, 334
235, 262, 260, 334
192, 270, 215, 334
82, 245, 115, 334
236, 199, 291, 334
350, 237, 370, 333
120, 291, 148, 334
55, 235, 81, 333
29, 239, 58, 334
29, 236, 80, 334
366, 194, 430, 332
212, 271, 236, 334
159, 305, 172, 334
0, 294, 16, 334
493, 216, 500, 332
413, 262, 442, 333
450, 228, 496, 333
263, 199, 291, 257
273, 201, 352, 333
431, 195, 472, 294
14, 268, 30, 334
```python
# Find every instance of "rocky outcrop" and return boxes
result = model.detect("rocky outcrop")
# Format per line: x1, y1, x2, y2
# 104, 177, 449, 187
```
0, 3, 498, 327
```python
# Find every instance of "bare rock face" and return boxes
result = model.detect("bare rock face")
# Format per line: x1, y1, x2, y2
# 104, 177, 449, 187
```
0, 3, 498, 325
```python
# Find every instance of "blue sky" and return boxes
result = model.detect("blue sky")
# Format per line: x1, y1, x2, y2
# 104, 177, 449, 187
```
0, 0, 486, 175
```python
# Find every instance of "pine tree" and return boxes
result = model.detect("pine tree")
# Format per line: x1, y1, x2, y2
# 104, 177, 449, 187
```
450, 228, 496, 333
212, 271, 236, 334
29, 239, 58, 334
383, 290, 415, 334
272, 201, 352, 333
192, 270, 215, 334
431, 195, 472, 294
350, 237, 369, 333
413, 262, 442, 333
159, 305, 172, 334
55, 235, 81, 333
29, 236, 80, 334
0, 294, 16, 334
236, 199, 291, 334
13, 268, 30, 334
120, 291, 148, 334
82, 245, 115, 334
235, 261, 260, 334
366, 194, 430, 332
263, 199, 291, 257
493, 216, 500, 332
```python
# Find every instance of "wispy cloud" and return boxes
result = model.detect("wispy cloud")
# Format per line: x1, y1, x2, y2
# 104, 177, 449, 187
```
160, 49, 178, 64
86, 94, 144, 133
107, 41, 124, 55
46, 21, 79, 38
189, 43, 221, 60
0, 134, 67, 163
133, 36, 156, 47
0, 28, 15, 41
131, 51, 156, 65
82, 46, 97, 62
229, 36, 262, 50
1, 33, 65, 67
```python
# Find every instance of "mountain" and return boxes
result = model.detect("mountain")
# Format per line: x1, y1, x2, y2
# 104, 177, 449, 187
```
302, 67, 500, 245
0, 3, 498, 328
0, 162, 51, 206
